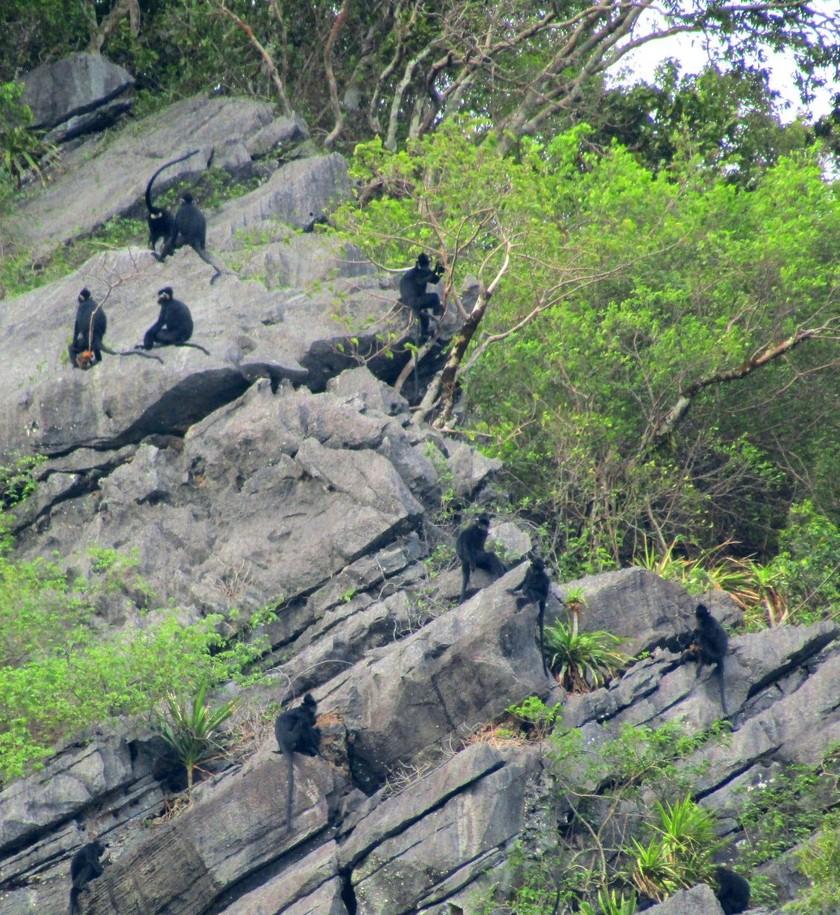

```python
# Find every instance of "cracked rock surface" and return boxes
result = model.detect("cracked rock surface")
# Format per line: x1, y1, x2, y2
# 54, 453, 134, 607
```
0, 93, 836, 915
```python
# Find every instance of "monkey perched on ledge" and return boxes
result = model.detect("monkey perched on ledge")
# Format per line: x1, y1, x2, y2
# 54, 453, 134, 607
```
509, 554, 551, 675
274, 694, 321, 832
683, 603, 730, 715
68, 839, 107, 914
456, 513, 507, 603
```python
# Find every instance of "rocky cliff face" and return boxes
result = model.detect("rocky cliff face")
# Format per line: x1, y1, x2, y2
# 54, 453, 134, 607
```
0, 93, 837, 915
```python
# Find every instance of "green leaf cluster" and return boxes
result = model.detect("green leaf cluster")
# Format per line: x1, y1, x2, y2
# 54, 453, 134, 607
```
0, 541, 270, 783
338, 123, 839, 578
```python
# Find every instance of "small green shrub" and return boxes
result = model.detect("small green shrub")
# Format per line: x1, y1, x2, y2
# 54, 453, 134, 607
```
543, 620, 627, 691
0, 455, 45, 509
0, 82, 53, 202
628, 797, 717, 901
784, 814, 840, 914
157, 683, 237, 793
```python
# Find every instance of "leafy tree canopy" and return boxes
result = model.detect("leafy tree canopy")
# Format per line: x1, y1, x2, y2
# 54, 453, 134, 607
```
335, 123, 839, 571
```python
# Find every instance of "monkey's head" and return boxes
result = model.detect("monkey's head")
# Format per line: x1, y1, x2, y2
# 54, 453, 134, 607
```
78, 288, 91, 303
302, 694, 317, 711
157, 286, 174, 304
75, 350, 96, 370
476, 513, 491, 530
416, 253, 431, 269
695, 604, 711, 622
181, 192, 194, 204
530, 555, 546, 571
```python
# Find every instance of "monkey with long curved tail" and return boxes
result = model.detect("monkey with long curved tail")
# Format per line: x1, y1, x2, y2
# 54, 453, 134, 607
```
683, 604, 729, 715
145, 150, 200, 254
274, 694, 321, 832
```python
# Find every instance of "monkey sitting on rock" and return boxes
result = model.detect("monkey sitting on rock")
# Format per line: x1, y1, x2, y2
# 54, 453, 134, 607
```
683, 603, 730, 715
274, 694, 321, 832
456, 513, 507, 603
68, 839, 107, 914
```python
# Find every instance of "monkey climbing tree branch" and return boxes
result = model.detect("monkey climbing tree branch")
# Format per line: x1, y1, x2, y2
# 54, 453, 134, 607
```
418, 235, 512, 426
647, 322, 837, 446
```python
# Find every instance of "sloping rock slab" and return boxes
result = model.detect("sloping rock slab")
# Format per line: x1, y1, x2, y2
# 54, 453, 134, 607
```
2, 95, 310, 255
323, 574, 555, 792
14, 381, 426, 616
215, 154, 351, 234
643, 883, 723, 914
0, 235, 392, 462
0, 736, 139, 855
344, 744, 541, 914
215, 842, 345, 914
564, 621, 838, 733
556, 567, 743, 656
22, 52, 134, 135
82, 752, 340, 914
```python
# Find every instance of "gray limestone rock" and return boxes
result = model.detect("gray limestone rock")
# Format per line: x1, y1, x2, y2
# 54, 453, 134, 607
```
22, 52, 134, 135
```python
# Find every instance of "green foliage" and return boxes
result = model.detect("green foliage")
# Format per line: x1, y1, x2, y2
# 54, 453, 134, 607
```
590, 62, 815, 185
492, 720, 727, 913
543, 620, 627, 691
338, 125, 839, 578
506, 695, 564, 738
157, 683, 237, 793
736, 758, 838, 870
0, 455, 45, 509
628, 797, 717, 901
0, 216, 145, 298
0, 542, 272, 783
0, 82, 53, 207
765, 502, 840, 623
577, 888, 640, 915
784, 813, 840, 914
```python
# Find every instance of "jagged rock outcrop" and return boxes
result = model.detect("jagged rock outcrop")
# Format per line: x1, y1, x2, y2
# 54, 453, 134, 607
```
0, 93, 836, 915
2, 94, 313, 257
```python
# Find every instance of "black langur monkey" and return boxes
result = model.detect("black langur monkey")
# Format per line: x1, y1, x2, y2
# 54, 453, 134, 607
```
69, 288, 107, 369
156, 192, 225, 284
68, 289, 162, 369
509, 555, 551, 675
684, 603, 729, 715
399, 253, 445, 340
714, 866, 750, 914
141, 287, 208, 355
274, 693, 321, 832
456, 513, 507, 603
68, 839, 107, 914
144, 149, 200, 253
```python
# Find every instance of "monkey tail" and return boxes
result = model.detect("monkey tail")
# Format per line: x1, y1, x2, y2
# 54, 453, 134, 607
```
100, 344, 164, 364
285, 750, 295, 833
539, 601, 549, 676
69, 885, 80, 915
177, 342, 211, 356
716, 661, 729, 716
145, 149, 200, 212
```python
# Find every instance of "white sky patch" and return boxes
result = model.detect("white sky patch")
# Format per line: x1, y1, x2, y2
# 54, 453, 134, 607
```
609, 2, 839, 123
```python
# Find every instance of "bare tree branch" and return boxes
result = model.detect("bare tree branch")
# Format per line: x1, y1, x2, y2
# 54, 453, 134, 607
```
323, 0, 352, 148
647, 322, 837, 445
215, 2, 293, 117
87, 0, 140, 53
